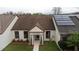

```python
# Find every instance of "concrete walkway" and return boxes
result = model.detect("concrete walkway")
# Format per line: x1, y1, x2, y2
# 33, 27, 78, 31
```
33, 40, 40, 51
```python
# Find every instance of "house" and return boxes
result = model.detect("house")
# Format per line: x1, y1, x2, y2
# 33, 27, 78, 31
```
53, 14, 79, 42
0, 15, 18, 50
0, 14, 79, 50
12, 15, 55, 45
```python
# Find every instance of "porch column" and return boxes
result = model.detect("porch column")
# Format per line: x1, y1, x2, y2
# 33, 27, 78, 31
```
28, 33, 31, 45
32, 35, 34, 45
41, 35, 43, 45
39, 35, 41, 44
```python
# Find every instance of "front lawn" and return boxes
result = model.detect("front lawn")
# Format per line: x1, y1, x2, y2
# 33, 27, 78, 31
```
39, 41, 60, 51
3, 41, 33, 51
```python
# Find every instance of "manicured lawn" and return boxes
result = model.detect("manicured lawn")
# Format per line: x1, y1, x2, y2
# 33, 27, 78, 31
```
39, 41, 60, 51
3, 42, 33, 51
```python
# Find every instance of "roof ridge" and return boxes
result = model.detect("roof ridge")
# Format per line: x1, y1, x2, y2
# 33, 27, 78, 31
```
35, 22, 44, 30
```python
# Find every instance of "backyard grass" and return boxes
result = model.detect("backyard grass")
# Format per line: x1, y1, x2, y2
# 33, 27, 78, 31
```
3, 42, 33, 51
39, 41, 60, 51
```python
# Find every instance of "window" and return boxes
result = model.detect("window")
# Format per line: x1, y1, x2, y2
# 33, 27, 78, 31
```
46, 31, 50, 38
15, 31, 19, 38
24, 31, 28, 38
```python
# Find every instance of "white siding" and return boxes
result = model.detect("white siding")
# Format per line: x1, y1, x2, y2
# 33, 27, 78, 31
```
0, 16, 18, 50
19, 31, 24, 41
50, 30, 55, 41
12, 31, 15, 39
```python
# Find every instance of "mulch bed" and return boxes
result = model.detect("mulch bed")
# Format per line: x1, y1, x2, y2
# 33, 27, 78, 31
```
12, 40, 32, 46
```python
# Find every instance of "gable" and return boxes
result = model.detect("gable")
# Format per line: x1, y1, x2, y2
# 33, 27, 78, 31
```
29, 26, 43, 32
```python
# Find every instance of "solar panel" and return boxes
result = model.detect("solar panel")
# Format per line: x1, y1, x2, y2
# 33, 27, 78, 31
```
55, 15, 71, 21
56, 21, 75, 25
54, 15, 75, 26
56, 20, 73, 22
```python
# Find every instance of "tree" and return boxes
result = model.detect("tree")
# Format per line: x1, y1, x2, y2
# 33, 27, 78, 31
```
2, 11, 13, 15
32, 13, 45, 15
52, 7, 62, 14
26, 13, 31, 15
65, 32, 79, 51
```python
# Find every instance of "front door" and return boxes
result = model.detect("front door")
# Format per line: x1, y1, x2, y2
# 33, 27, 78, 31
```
35, 35, 39, 40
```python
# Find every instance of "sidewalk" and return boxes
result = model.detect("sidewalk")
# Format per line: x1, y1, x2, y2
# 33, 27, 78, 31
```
33, 40, 40, 51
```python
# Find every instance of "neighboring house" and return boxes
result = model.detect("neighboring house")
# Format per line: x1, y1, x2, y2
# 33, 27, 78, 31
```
0, 14, 79, 50
53, 15, 79, 43
0, 15, 18, 50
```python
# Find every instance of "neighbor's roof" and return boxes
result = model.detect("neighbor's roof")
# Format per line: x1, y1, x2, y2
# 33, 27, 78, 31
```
12, 15, 55, 30
54, 15, 79, 35
0, 14, 16, 34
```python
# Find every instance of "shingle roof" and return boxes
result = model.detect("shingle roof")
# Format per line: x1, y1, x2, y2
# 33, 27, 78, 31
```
12, 15, 55, 30
31, 22, 44, 31
0, 15, 15, 34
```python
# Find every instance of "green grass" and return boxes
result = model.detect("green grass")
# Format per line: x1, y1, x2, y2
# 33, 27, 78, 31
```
3, 42, 33, 51
39, 41, 60, 51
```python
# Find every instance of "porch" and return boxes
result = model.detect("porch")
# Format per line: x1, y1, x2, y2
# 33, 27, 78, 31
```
29, 32, 44, 45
